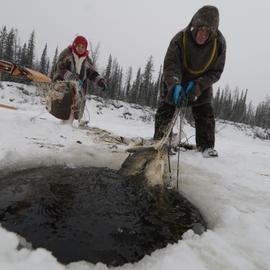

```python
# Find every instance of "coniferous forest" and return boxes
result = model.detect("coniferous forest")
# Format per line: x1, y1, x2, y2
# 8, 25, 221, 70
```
0, 26, 269, 129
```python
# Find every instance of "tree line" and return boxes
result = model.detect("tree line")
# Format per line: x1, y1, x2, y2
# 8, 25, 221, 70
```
0, 25, 269, 130
90, 54, 162, 109
0, 26, 58, 78
0, 25, 161, 108
213, 86, 270, 129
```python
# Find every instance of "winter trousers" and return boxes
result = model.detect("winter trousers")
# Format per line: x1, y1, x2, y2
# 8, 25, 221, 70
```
154, 101, 215, 150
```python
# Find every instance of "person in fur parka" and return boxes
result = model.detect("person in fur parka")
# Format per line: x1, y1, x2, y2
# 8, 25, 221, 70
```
154, 5, 226, 157
53, 35, 106, 123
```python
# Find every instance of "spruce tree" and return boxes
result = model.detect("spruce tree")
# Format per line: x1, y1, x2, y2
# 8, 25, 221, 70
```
109, 59, 119, 99
139, 56, 154, 106
20, 43, 28, 66
105, 54, 112, 81
151, 65, 162, 108
16, 47, 22, 64
46, 59, 50, 75
213, 87, 221, 116
125, 66, 133, 102
13, 29, 19, 63
39, 43, 48, 74
245, 101, 254, 126
50, 46, 58, 78
0, 26, 7, 59
130, 68, 141, 104
26, 31, 35, 68
117, 67, 123, 100
4, 28, 15, 61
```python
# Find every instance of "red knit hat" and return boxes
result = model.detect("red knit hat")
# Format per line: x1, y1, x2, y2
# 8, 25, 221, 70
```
71, 35, 89, 57
73, 36, 88, 48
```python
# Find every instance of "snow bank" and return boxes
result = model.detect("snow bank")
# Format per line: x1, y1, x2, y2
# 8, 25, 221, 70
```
0, 82, 270, 270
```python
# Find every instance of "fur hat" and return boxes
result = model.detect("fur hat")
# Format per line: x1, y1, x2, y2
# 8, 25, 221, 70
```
190, 6, 219, 34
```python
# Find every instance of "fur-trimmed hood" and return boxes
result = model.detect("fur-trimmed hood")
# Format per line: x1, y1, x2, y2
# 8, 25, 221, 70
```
189, 5, 219, 36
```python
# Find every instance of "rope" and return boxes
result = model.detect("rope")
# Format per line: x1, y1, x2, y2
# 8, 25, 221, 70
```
159, 108, 180, 189
176, 99, 188, 190
165, 99, 188, 190
156, 107, 180, 151
167, 136, 173, 187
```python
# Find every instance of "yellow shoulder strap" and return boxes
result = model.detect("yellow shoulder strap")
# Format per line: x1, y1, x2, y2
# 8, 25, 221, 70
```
182, 31, 217, 75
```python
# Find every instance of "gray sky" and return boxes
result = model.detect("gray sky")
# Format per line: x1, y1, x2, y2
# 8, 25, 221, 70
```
1, 0, 270, 104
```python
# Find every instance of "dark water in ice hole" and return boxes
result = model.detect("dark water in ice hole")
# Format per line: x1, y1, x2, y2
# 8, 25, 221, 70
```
0, 166, 206, 266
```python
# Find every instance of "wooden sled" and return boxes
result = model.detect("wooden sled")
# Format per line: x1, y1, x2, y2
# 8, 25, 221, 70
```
0, 59, 51, 83
0, 60, 84, 121
0, 103, 17, 110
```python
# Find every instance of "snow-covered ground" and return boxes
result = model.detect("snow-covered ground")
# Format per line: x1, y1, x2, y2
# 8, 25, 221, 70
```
0, 82, 270, 270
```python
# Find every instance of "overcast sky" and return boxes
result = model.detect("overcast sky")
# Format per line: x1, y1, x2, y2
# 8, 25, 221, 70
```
1, 0, 270, 104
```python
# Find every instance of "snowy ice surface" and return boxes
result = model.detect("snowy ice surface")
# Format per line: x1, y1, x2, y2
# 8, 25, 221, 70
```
0, 82, 270, 270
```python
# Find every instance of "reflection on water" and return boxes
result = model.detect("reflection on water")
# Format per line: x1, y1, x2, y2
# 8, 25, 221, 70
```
0, 166, 206, 266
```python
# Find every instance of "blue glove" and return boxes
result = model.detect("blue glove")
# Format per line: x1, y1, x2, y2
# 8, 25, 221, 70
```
172, 84, 183, 107
185, 81, 194, 95
185, 81, 201, 102
78, 79, 84, 88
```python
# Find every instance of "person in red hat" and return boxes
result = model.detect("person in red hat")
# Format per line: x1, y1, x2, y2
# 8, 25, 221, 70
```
52, 35, 106, 124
